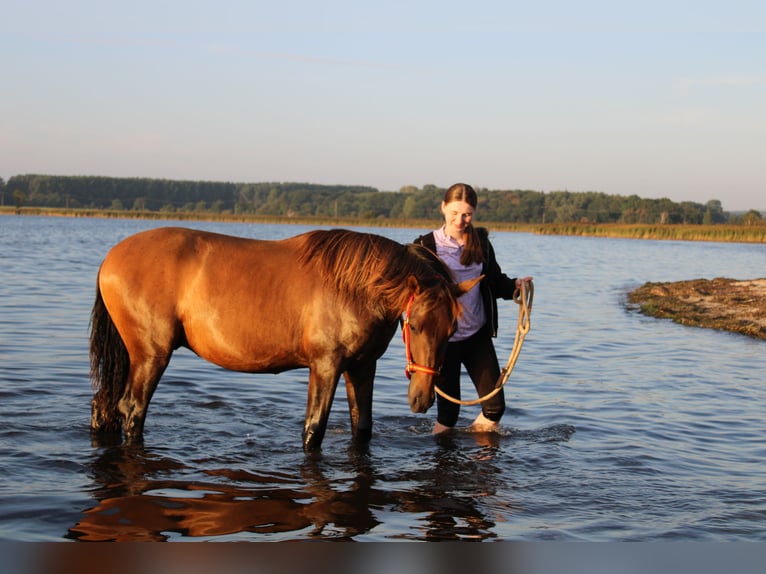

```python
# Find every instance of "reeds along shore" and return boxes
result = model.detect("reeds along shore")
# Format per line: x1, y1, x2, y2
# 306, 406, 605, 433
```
527, 222, 766, 243
2, 206, 765, 244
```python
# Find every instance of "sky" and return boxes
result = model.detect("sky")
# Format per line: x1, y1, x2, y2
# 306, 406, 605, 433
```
2, 0, 764, 211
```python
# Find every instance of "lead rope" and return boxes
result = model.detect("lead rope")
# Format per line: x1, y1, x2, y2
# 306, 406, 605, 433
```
434, 279, 533, 406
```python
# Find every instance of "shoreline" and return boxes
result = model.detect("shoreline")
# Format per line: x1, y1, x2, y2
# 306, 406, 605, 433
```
628, 278, 766, 340
3, 207, 765, 244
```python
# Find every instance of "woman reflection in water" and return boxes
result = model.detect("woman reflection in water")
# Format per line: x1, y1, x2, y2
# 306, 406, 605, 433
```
414, 183, 532, 434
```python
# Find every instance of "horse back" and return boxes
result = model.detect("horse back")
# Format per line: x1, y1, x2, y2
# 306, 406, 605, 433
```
97, 227, 379, 373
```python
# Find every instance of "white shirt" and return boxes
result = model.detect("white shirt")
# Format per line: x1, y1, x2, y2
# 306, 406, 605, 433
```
433, 226, 485, 341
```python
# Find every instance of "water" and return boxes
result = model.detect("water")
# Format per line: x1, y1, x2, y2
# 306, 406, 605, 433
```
1, 215, 764, 541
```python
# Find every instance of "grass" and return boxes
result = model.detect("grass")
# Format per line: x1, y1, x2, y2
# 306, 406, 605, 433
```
526, 222, 766, 243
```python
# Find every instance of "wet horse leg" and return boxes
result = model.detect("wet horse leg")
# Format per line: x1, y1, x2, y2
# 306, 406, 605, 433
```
343, 361, 376, 444
302, 361, 342, 451
118, 351, 171, 442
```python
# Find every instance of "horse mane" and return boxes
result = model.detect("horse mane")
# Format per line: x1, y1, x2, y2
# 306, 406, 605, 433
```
298, 229, 457, 319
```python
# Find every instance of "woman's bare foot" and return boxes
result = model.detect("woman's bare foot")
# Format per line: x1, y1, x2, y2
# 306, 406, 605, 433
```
469, 412, 498, 432
432, 421, 453, 434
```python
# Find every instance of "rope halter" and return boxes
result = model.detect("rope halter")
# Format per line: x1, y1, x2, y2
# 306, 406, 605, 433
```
401, 294, 441, 380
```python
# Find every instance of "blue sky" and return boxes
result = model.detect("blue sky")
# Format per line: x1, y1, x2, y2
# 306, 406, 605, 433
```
2, 0, 764, 211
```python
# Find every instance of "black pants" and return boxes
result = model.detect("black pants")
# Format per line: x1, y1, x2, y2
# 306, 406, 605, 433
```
435, 325, 505, 427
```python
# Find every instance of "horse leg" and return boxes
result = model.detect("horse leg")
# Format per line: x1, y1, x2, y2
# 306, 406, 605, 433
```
302, 362, 341, 451
343, 361, 376, 444
118, 352, 171, 443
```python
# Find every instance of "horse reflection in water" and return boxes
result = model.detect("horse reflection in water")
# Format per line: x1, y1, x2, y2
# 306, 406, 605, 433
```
89, 228, 480, 451
68, 437, 507, 541
67, 445, 376, 541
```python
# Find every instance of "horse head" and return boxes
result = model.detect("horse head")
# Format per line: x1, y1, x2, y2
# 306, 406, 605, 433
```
402, 273, 483, 414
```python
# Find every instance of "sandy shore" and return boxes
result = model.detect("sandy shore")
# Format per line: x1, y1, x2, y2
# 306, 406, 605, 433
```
627, 277, 766, 340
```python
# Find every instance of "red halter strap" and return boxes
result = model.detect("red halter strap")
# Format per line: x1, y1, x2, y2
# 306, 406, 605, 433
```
401, 294, 441, 380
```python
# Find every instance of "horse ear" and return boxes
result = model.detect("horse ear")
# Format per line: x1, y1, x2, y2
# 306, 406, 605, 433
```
455, 275, 484, 297
407, 274, 422, 294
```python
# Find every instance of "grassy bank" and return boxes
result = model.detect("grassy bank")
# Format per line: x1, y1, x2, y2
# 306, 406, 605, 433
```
0, 205, 439, 229
527, 222, 766, 243
2, 206, 765, 243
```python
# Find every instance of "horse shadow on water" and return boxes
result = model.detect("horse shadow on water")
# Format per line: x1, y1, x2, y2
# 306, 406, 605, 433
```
67, 441, 375, 541
67, 429, 530, 541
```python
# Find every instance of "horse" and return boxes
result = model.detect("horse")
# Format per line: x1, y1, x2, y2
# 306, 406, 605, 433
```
89, 227, 481, 451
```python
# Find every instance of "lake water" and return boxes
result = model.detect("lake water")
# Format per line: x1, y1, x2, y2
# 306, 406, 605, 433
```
1, 215, 764, 542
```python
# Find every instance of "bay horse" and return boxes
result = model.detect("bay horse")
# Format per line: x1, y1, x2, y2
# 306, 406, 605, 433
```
89, 227, 480, 451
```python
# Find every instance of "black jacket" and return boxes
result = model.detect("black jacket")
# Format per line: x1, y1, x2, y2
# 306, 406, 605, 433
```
414, 227, 517, 337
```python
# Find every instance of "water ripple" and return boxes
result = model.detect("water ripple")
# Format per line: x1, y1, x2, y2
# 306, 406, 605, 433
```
1, 218, 765, 541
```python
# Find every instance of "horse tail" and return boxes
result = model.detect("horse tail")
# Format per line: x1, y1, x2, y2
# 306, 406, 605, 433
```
89, 279, 129, 433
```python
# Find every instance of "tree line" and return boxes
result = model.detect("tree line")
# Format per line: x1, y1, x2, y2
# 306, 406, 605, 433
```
1, 174, 762, 225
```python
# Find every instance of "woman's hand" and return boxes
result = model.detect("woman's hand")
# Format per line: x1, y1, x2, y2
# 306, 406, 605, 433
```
515, 276, 533, 288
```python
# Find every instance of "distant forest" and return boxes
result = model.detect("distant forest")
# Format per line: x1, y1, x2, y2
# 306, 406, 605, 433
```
2, 174, 763, 225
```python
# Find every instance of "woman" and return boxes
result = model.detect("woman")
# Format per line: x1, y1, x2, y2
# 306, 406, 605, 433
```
414, 183, 532, 434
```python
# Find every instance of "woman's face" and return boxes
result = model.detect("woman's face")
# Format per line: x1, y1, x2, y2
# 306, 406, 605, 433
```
441, 199, 475, 241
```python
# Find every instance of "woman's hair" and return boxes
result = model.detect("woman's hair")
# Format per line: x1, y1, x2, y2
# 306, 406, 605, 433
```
443, 183, 484, 266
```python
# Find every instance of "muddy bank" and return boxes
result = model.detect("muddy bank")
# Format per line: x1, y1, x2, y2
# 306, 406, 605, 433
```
627, 277, 766, 340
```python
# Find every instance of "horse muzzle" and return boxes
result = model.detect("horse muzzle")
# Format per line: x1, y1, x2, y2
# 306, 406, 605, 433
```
408, 375, 436, 413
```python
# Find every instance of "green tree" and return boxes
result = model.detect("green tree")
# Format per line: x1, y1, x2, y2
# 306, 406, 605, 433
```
704, 199, 726, 224
13, 189, 26, 208
742, 209, 763, 226
210, 200, 224, 213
